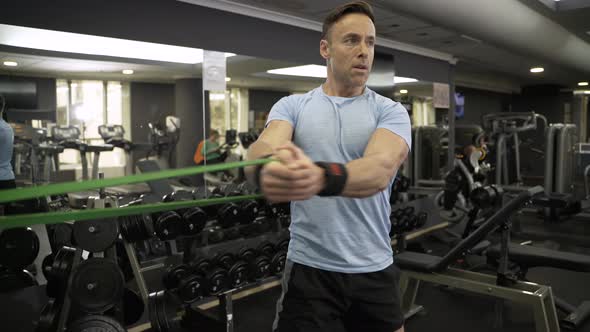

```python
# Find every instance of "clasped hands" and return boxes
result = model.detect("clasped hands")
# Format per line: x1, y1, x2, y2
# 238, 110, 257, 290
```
260, 142, 326, 203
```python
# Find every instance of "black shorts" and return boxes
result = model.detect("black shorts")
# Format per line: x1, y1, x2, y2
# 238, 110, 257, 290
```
273, 260, 404, 332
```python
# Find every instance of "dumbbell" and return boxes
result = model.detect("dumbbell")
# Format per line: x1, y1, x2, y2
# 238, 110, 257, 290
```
270, 250, 287, 275
416, 212, 428, 228
191, 257, 228, 296
277, 238, 290, 252
256, 241, 276, 257
224, 227, 241, 240
206, 227, 225, 244
212, 253, 248, 289
165, 191, 207, 236
224, 187, 261, 225
163, 264, 205, 304
264, 202, 290, 219
240, 246, 272, 281
248, 254, 271, 281
141, 194, 182, 240
238, 247, 257, 263
210, 188, 242, 228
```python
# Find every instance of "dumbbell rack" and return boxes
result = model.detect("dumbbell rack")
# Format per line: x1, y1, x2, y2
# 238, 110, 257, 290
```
118, 199, 289, 332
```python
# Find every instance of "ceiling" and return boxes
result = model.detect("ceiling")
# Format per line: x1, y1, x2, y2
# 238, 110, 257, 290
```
198, 0, 590, 88
0, 0, 588, 94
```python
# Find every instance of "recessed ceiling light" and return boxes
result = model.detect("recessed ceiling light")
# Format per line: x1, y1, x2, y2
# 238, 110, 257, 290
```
122, 69, 134, 75
3, 61, 17, 67
585, 91, 590, 95
530, 67, 544, 73
400, 89, 408, 94
578, 82, 589, 86
225, 77, 231, 82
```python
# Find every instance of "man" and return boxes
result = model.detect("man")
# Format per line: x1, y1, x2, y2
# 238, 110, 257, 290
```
199, 129, 225, 164
245, 2, 411, 332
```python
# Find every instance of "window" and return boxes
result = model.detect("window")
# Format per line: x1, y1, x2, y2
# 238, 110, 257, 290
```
55, 80, 127, 173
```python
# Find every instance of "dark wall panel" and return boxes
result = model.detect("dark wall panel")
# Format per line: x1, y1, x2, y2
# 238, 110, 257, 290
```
129, 82, 175, 155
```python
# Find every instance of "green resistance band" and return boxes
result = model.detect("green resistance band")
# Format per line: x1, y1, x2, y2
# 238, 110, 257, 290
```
0, 158, 272, 204
0, 194, 264, 229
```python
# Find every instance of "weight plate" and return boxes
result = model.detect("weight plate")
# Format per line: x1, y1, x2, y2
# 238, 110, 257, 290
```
36, 298, 60, 332
123, 288, 144, 327
70, 258, 124, 314
228, 260, 248, 288
206, 267, 228, 296
0, 269, 38, 293
51, 246, 75, 282
177, 274, 205, 303
156, 290, 177, 332
148, 292, 161, 332
73, 218, 119, 253
153, 211, 181, 241
41, 253, 54, 281
180, 207, 207, 236
163, 265, 191, 290
66, 315, 126, 332
0, 227, 40, 269
52, 223, 74, 248
271, 251, 287, 275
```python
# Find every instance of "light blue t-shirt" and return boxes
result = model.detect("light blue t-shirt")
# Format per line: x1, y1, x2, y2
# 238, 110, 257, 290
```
266, 86, 412, 273
0, 119, 15, 181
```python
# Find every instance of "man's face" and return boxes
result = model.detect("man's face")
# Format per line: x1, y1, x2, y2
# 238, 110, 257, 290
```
321, 13, 376, 88
211, 134, 219, 142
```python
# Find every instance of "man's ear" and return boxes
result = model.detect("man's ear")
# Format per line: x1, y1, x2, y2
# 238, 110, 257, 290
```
320, 39, 330, 60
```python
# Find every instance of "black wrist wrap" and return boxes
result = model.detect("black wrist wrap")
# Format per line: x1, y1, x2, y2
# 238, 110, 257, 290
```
254, 154, 274, 187
315, 162, 348, 197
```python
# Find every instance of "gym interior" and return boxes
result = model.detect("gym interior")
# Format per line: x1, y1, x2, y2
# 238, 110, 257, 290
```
0, 1, 589, 331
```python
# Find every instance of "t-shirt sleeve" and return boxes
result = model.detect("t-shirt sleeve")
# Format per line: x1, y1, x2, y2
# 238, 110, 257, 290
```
377, 101, 412, 150
265, 96, 297, 128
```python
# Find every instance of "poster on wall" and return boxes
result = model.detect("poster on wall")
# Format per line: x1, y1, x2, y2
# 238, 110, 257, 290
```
433, 82, 450, 109
203, 50, 227, 91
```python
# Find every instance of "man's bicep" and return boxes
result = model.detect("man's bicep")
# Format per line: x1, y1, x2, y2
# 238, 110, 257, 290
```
363, 128, 409, 166
257, 120, 294, 149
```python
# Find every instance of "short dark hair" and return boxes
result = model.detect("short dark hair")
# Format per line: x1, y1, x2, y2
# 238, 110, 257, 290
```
210, 129, 219, 137
321, 1, 375, 40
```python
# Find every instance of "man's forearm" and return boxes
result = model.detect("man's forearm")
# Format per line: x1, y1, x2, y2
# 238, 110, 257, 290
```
245, 140, 275, 183
340, 154, 404, 198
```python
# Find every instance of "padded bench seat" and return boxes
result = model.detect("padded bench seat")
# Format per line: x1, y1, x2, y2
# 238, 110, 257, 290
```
486, 244, 590, 272
395, 251, 444, 273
